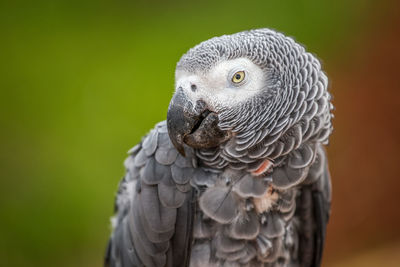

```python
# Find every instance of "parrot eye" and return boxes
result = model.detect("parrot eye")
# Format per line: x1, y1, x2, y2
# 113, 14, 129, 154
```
231, 71, 245, 84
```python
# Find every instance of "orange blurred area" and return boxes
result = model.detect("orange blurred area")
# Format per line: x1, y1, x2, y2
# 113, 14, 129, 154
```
328, 242, 400, 267
323, 0, 400, 265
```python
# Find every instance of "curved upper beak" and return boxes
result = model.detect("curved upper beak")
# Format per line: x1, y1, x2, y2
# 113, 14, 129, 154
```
166, 89, 200, 156
167, 88, 231, 156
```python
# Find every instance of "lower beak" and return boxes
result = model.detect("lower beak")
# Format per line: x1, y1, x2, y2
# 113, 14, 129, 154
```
166, 89, 231, 156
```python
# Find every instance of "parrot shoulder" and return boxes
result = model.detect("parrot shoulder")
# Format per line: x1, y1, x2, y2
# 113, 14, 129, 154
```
105, 121, 196, 267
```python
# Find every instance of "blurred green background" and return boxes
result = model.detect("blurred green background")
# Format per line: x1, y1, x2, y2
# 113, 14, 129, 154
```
1, 0, 400, 266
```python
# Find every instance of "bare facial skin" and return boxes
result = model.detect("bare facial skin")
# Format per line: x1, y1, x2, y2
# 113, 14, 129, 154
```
175, 58, 266, 113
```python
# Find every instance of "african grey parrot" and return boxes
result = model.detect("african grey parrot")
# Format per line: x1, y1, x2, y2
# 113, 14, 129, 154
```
105, 28, 333, 267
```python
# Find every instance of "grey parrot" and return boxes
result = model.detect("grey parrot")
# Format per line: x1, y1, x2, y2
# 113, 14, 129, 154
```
105, 29, 333, 267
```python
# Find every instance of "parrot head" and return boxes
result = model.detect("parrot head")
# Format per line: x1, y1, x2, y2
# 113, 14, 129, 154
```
167, 29, 332, 159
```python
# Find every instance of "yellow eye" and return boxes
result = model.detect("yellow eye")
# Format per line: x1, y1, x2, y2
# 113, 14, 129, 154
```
232, 71, 245, 84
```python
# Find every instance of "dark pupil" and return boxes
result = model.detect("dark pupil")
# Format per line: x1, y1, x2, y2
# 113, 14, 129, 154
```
235, 74, 241, 80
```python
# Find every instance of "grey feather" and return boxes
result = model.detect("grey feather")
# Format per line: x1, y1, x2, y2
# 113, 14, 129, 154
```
272, 165, 308, 190
132, 231, 166, 267
157, 131, 173, 148
140, 183, 177, 233
228, 211, 260, 240
288, 144, 315, 169
175, 153, 194, 168
224, 139, 248, 158
142, 129, 158, 156
215, 234, 246, 253
140, 157, 164, 185
170, 191, 195, 267
132, 194, 174, 243
268, 141, 285, 159
122, 217, 143, 266
281, 135, 296, 156
155, 146, 179, 165
199, 187, 238, 224
248, 142, 271, 159
233, 174, 269, 198
238, 244, 257, 264
261, 213, 285, 238
133, 149, 147, 167
129, 205, 170, 256
171, 164, 193, 185
158, 182, 186, 208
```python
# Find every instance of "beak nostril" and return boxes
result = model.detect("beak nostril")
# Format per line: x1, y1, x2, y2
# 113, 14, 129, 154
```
191, 84, 197, 92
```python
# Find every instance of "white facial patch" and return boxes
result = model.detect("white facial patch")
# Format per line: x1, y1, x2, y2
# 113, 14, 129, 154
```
175, 58, 265, 112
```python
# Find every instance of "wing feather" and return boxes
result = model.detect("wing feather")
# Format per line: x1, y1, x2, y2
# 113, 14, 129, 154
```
298, 145, 331, 267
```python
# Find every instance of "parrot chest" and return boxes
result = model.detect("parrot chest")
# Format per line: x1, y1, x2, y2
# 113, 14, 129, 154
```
189, 165, 300, 266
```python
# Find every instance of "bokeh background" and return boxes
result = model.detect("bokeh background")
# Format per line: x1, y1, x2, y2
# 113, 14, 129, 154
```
1, 0, 399, 266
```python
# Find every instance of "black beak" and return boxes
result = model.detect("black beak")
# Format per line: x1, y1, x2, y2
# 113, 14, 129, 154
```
167, 89, 231, 156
